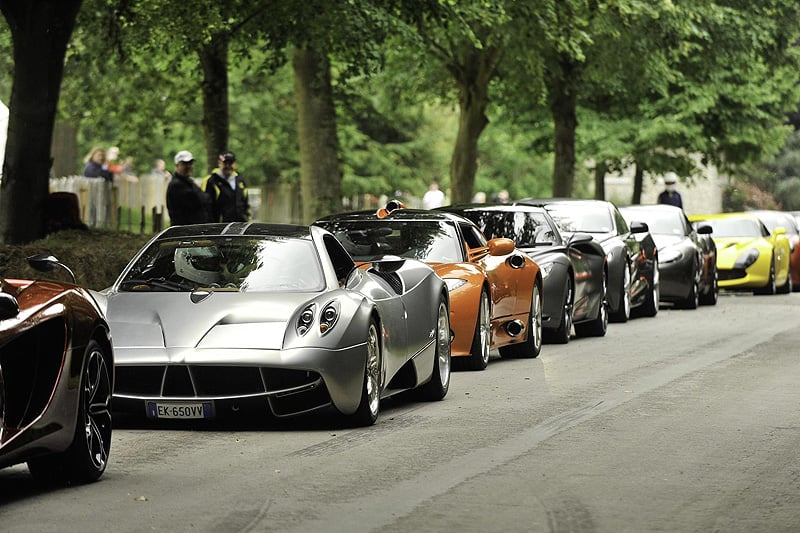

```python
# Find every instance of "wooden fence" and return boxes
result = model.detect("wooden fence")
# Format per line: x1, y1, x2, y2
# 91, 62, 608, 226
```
49, 176, 397, 234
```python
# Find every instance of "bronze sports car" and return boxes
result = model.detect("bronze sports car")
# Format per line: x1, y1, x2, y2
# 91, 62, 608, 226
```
0, 255, 113, 484
316, 201, 542, 371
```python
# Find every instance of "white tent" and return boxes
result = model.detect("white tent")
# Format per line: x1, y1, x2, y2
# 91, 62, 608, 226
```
0, 99, 7, 178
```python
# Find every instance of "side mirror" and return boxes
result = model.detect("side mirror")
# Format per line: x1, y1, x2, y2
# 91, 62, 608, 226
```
629, 221, 649, 234
773, 226, 787, 237
0, 292, 20, 320
696, 224, 713, 235
487, 237, 516, 256
26, 254, 77, 284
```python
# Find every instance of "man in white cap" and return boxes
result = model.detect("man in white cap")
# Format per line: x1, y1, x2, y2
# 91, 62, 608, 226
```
657, 172, 683, 208
166, 150, 212, 225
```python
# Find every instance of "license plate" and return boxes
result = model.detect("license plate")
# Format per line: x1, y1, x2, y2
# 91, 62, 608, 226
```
146, 401, 214, 419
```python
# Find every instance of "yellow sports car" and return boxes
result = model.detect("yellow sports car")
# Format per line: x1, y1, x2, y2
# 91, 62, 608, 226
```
688, 212, 791, 294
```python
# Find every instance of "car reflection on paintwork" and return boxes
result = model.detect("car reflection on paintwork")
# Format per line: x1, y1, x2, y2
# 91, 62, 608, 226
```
440, 203, 608, 343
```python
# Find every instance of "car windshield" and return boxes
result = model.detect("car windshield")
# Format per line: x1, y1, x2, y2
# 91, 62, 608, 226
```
623, 210, 683, 236
460, 210, 561, 247
317, 219, 462, 263
700, 217, 762, 238
118, 236, 325, 292
545, 204, 613, 233
755, 212, 797, 234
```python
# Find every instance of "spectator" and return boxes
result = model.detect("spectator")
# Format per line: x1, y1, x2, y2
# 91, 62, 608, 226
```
106, 146, 124, 176
82, 147, 113, 181
166, 150, 212, 226
472, 191, 487, 203
150, 158, 170, 180
202, 150, 250, 222
658, 172, 683, 208
422, 180, 445, 209
491, 189, 510, 203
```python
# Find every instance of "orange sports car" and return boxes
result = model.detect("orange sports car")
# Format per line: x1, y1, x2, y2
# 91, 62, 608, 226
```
315, 201, 543, 370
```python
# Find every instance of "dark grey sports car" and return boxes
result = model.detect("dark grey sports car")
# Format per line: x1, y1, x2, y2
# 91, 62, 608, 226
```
440, 203, 608, 342
620, 204, 718, 308
517, 198, 659, 322
97, 223, 451, 427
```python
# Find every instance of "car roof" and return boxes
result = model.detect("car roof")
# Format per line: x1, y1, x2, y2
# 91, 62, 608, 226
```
316, 207, 474, 225
619, 204, 683, 212
514, 198, 614, 208
441, 203, 549, 214
156, 222, 313, 240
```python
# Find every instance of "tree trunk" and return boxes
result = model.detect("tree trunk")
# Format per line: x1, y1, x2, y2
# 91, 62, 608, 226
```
594, 161, 607, 200
0, 0, 82, 244
632, 163, 644, 204
292, 46, 342, 224
449, 46, 497, 205
199, 35, 230, 174
550, 67, 578, 198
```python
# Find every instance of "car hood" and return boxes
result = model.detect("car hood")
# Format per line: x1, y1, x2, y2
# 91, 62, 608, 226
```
104, 291, 315, 351
714, 237, 765, 263
651, 234, 684, 250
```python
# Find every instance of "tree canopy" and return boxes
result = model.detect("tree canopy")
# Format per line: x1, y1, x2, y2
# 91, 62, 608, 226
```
1, 0, 800, 243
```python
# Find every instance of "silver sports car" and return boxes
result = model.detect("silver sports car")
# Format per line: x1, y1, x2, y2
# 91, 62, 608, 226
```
96, 223, 451, 426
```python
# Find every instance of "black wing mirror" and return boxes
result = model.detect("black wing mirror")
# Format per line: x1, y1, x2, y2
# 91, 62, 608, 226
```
26, 254, 77, 284
0, 292, 20, 320
696, 224, 713, 235
629, 221, 649, 234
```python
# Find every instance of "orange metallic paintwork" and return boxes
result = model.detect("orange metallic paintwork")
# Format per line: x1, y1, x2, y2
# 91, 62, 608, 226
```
433, 242, 539, 358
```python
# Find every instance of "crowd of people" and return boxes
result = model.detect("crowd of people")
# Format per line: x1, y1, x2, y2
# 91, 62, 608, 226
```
81, 145, 251, 227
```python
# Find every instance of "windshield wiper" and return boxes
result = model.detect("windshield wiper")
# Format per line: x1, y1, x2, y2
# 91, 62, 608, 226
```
119, 278, 192, 292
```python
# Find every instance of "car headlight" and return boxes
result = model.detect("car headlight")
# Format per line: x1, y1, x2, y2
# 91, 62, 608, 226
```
659, 248, 683, 264
296, 304, 315, 336
444, 278, 467, 292
319, 301, 339, 334
734, 248, 760, 269
296, 301, 340, 336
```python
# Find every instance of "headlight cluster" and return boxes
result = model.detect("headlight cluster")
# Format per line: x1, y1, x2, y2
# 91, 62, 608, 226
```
444, 278, 467, 292
296, 301, 340, 336
734, 248, 759, 269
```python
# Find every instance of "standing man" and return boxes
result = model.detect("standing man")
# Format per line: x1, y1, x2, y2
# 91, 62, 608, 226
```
422, 180, 445, 209
203, 151, 250, 222
657, 172, 683, 208
166, 150, 212, 226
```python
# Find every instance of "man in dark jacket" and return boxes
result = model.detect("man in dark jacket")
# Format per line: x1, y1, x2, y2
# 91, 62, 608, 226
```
202, 151, 250, 222
166, 150, 212, 225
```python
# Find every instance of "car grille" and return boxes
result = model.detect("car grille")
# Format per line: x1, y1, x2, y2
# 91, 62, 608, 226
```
114, 365, 322, 398
718, 268, 746, 281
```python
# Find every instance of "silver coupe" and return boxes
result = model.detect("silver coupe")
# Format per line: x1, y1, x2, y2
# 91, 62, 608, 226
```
96, 223, 451, 426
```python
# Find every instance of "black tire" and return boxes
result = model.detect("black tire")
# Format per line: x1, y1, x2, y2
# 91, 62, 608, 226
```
499, 282, 542, 359
679, 276, 699, 310
27, 339, 112, 485
638, 261, 660, 316
348, 320, 381, 426
754, 258, 776, 295
699, 266, 719, 305
545, 276, 573, 344
777, 262, 792, 294
574, 269, 608, 338
418, 298, 451, 401
464, 289, 491, 370
609, 262, 631, 323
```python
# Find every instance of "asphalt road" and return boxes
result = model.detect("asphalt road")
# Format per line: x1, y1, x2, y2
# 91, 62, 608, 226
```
2, 291, 799, 532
